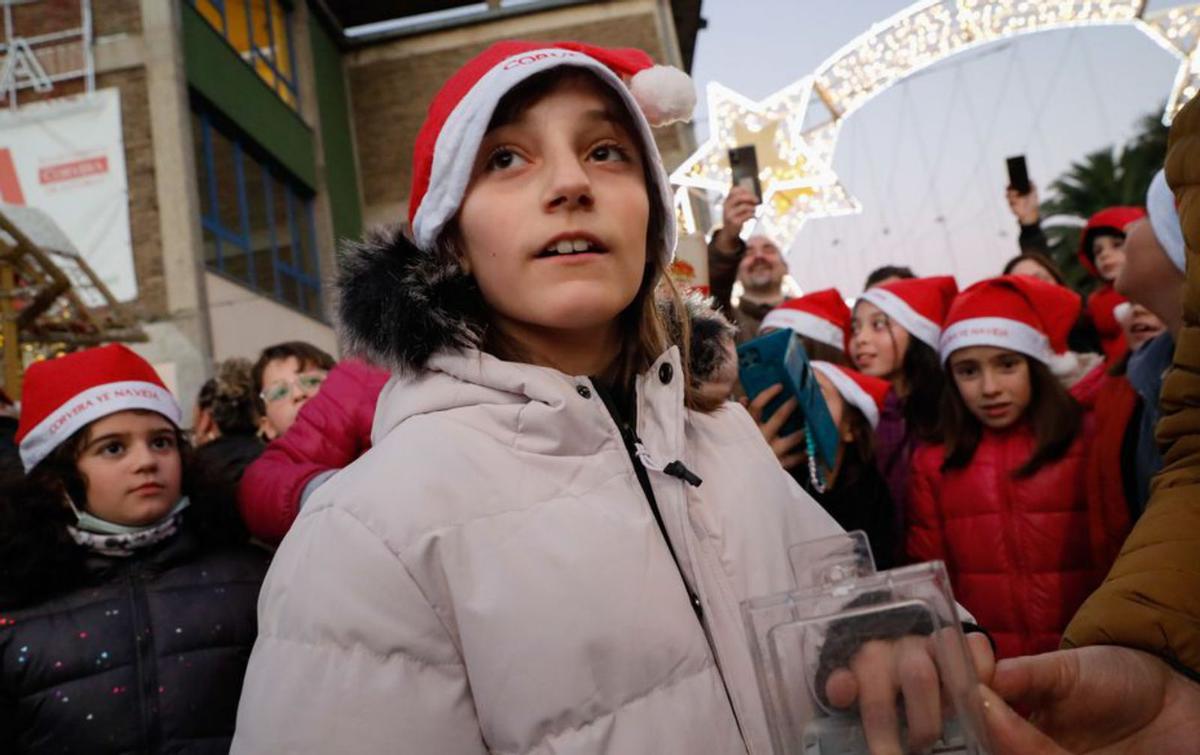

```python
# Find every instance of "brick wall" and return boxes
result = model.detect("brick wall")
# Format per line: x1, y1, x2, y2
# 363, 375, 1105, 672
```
348, 8, 685, 222
96, 66, 169, 320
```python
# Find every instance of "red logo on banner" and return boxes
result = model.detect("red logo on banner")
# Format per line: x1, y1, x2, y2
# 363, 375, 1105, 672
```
38, 156, 108, 185
0, 148, 25, 204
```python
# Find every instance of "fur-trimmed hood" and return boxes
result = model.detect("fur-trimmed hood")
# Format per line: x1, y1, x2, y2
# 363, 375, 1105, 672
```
335, 226, 735, 384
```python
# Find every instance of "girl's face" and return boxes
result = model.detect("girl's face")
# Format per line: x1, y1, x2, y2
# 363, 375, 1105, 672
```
75, 410, 183, 526
948, 346, 1032, 430
457, 76, 650, 348
849, 301, 909, 381
814, 370, 855, 444
1092, 233, 1127, 281
1121, 303, 1167, 350
1009, 258, 1057, 286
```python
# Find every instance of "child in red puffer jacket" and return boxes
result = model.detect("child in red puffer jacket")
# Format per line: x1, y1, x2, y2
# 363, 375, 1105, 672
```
906, 275, 1118, 659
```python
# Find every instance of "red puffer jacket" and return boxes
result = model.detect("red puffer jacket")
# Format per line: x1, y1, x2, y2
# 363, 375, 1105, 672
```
906, 422, 1106, 659
238, 359, 390, 544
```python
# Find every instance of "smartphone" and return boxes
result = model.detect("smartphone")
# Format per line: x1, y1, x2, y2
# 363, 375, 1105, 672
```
1006, 155, 1031, 195
729, 145, 763, 204
737, 329, 839, 471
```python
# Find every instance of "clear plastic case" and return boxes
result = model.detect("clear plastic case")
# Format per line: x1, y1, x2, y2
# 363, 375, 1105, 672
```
742, 532, 991, 754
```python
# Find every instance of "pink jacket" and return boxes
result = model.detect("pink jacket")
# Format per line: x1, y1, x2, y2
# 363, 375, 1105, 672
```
237, 359, 389, 544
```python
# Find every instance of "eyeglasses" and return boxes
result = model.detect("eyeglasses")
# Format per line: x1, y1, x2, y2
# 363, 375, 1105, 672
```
260, 372, 327, 403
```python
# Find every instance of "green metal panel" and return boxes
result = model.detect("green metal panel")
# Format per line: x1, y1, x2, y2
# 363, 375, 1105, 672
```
181, 2, 316, 188
309, 18, 363, 243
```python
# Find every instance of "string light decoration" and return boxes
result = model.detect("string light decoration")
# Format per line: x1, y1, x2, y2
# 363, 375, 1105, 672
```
669, 79, 861, 245
673, 0, 1200, 247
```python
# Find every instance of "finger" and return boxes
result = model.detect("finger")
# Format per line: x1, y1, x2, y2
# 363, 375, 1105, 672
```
966, 633, 996, 687
991, 651, 1078, 710
897, 641, 942, 753
825, 668, 859, 709
748, 383, 783, 416
979, 684, 1068, 755
732, 205, 756, 223
778, 452, 806, 471
853, 643, 903, 755
762, 397, 797, 440
776, 428, 806, 455
728, 185, 754, 203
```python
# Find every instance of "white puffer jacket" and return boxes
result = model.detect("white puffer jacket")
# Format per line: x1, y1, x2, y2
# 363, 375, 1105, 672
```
231, 230, 845, 754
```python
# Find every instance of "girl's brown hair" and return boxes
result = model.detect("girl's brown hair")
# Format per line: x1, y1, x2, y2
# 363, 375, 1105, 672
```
1002, 252, 1067, 286
435, 67, 720, 412
799, 336, 849, 367
940, 355, 1081, 477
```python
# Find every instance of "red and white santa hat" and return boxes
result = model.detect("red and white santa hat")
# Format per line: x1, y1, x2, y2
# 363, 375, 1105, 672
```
759, 288, 851, 351
938, 275, 1082, 374
407, 40, 695, 258
16, 344, 181, 472
811, 362, 891, 430
857, 276, 959, 349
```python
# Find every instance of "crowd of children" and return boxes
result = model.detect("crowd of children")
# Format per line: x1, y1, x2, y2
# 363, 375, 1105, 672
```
1, 37, 1197, 755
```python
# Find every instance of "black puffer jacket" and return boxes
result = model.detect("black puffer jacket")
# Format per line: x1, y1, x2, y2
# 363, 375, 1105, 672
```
0, 519, 269, 753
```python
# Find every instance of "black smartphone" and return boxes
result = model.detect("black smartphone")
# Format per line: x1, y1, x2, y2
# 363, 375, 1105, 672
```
729, 145, 763, 204
1006, 155, 1031, 195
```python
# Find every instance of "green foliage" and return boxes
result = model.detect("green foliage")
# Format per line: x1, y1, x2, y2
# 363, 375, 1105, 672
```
1039, 111, 1169, 292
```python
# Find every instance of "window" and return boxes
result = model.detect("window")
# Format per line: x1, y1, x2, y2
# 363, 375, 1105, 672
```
190, 0, 298, 109
193, 110, 323, 319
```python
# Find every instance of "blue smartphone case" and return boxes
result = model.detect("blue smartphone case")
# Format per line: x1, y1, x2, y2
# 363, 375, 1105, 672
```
737, 328, 840, 471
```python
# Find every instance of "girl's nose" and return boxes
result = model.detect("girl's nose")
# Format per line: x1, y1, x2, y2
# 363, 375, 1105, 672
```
544, 153, 593, 211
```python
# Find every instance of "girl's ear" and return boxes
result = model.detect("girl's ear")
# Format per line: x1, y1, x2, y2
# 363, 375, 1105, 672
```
841, 425, 855, 444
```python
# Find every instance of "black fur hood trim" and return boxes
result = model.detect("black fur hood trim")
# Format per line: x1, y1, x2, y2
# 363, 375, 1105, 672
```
335, 226, 737, 382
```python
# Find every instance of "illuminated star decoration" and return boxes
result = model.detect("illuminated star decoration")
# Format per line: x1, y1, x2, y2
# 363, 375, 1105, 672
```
1142, 4, 1200, 121
669, 79, 859, 249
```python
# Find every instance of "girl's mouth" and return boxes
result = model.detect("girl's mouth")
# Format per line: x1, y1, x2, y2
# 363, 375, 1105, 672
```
982, 403, 1011, 418
131, 482, 165, 495
535, 234, 607, 258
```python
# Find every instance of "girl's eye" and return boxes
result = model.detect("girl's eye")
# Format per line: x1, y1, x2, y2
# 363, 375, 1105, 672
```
589, 142, 628, 162
484, 147, 526, 172
954, 364, 977, 378
100, 442, 124, 457
151, 435, 177, 451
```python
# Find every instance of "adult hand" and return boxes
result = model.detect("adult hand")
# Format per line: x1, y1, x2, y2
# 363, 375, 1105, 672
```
981, 645, 1200, 754
743, 384, 805, 470
713, 186, 757, 253
1006, 183, 1041, 225
824, 631, 996, 755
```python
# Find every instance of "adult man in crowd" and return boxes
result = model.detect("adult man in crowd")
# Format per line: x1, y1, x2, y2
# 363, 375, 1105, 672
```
707, 185, 790, 342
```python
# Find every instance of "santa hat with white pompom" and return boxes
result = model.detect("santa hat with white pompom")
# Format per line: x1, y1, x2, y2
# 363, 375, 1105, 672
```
407, 40, 696, 259
938, 275, 1083, 376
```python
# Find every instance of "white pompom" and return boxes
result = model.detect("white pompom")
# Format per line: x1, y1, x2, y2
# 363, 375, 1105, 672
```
1046, 350, 1081, 378
629, 65, 696, 126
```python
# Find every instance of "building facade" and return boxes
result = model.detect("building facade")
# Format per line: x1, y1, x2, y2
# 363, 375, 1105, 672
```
1, 0, 700, 411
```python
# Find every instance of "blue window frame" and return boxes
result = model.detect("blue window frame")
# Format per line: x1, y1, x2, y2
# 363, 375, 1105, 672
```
193, 109, 324, 318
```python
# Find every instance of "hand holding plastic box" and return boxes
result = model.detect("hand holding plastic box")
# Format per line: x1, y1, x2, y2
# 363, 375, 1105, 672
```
741, 532, 992, 754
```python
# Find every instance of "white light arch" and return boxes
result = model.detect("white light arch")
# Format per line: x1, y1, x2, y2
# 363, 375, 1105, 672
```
672, 0, 1200, 246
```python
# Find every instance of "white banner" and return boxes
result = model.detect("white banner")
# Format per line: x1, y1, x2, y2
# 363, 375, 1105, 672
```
0, 88, 135, 301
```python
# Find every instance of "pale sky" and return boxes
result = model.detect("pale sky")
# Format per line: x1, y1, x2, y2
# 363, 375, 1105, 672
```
690, 0, 1191, 296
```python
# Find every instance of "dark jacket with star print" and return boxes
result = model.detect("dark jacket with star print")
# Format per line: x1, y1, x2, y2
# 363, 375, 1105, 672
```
0, 481, 269, 754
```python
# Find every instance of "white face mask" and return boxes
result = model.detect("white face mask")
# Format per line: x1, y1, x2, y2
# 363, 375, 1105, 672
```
66, 494, 191, 536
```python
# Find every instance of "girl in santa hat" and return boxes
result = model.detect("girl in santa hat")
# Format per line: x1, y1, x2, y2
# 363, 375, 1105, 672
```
805, 362, 898, 568
848, 275, 958, 563
745, 288, 851, 473
232, 41, 993, 755
906, 275, 1114, 659
0, 344, 269, 752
